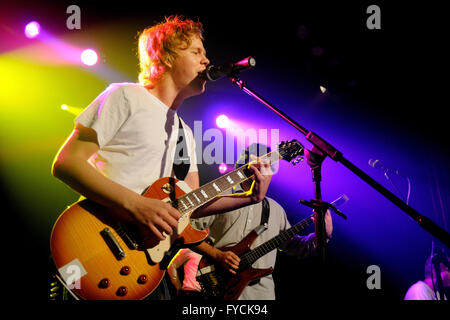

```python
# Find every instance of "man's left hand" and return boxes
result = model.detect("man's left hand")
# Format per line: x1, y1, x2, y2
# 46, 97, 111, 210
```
247, 154, 272, 203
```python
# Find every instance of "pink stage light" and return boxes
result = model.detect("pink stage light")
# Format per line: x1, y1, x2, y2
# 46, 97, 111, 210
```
216, 114, 230, 129
218, 163, 228, 174
24, 21, 40, 39
80, 49, 98, 66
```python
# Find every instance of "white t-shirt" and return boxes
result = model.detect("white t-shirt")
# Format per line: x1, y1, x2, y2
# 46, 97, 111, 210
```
75, 82, 198, 194
404, 280, 446, 300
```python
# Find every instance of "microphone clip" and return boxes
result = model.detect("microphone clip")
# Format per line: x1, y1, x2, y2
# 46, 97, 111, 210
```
299, 199, 347, 220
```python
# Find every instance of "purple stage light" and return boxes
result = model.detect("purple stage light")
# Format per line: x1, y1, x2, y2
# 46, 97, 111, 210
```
25, 21, 40, 39
81, 49, 98, 66
216, 114, 230, 129
218, 163, 228, 174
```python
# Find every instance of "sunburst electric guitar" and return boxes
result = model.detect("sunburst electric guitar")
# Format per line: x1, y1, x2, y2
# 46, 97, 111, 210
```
50, 140, 304, 300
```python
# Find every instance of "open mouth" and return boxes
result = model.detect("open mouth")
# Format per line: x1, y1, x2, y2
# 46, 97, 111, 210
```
198, 69, 208, 81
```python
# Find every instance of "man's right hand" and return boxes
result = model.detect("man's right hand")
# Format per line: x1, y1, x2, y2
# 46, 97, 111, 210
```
128, 196, 181, 241
215, 250, 240, 274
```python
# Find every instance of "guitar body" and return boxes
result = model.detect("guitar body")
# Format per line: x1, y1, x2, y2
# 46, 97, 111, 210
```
197, 212, 316, 300
50, 139, 305, 300
196, 230, 274, 300
50, 177, 208, 300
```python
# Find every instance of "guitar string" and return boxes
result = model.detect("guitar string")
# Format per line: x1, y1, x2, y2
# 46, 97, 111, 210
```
240, 217, 314, 267
243, 218, 313, 265
175, 150, 282, 216
176, 142, 304, 216
198, 218, 314, 297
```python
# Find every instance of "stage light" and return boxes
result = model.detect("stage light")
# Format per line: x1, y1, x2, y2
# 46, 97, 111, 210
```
24, 21, 40, 39
218, 163, 228, 174
320, 86, 327, 93
216, 114, 230, 129
60, 104, 83, 116
80, 49, 98, 66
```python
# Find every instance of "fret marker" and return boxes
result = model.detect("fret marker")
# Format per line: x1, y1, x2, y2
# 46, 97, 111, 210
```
193, 193, 201, 203
200, 190, 208, 199
179, 200, 188, 210
185, 196, 194, 207
237, 171, 245, 179
212, 183, 221, 192
226, 176, 234, 184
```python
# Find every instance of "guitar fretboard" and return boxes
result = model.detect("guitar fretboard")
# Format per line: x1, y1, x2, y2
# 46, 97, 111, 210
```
239, 215, 314, 269
174, 150, 282, 215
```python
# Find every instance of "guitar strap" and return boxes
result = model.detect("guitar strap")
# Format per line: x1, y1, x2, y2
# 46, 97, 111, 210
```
173, 116, 190, 181
247, 197, 270, 287
260, 197, 270, 226
254, 197, 270, 235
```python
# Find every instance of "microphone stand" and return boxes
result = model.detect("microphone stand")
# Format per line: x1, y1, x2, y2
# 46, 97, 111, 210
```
304, 147, 328, 263
227, 74, 450, 249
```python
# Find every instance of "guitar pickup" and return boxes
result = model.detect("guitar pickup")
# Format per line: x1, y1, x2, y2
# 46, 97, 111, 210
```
253, 224, 268, 235
117, 223, 140, 250
101, 227, 126, 260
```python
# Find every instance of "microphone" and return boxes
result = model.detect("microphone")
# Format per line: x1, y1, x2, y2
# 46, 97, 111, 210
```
201, 56, 256, 81
368, 159, 401, 176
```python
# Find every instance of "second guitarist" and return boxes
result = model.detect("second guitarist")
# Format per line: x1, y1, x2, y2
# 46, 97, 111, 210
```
191, 143, 333, 300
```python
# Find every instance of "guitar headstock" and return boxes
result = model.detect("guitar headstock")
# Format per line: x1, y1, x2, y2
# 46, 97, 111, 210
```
278, 139, 305, 165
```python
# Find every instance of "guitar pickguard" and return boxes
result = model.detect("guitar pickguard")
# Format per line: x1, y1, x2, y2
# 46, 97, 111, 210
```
145, 213, 192, 264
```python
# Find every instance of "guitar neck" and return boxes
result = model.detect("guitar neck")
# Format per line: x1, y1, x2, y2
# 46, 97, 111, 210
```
175, 150, 282, 215
240, 215, 314, 267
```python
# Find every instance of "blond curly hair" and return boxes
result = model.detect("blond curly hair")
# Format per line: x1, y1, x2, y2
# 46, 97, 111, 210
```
138, 15, 204, 88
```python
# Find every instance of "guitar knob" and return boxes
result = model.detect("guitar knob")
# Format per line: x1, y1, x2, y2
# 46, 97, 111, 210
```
116, 286, 128, 296
138, 274, 148, 284
98, 278, 110, 289
120, 266, 131, 275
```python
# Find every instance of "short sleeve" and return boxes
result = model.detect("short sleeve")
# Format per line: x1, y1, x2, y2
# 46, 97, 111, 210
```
404, 282, 434, 300
75, 84, 130, 147
268, 198, 291, 230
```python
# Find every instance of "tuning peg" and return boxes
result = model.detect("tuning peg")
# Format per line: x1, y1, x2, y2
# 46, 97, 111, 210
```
291, 157, 304, 166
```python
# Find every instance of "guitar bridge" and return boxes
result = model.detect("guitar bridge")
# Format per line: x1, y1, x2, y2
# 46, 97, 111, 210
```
116, 223, 140, 250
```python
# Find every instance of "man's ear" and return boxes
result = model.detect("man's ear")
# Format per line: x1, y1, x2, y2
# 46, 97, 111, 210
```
158, 52, 173, 70
162, 57, 172, 69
